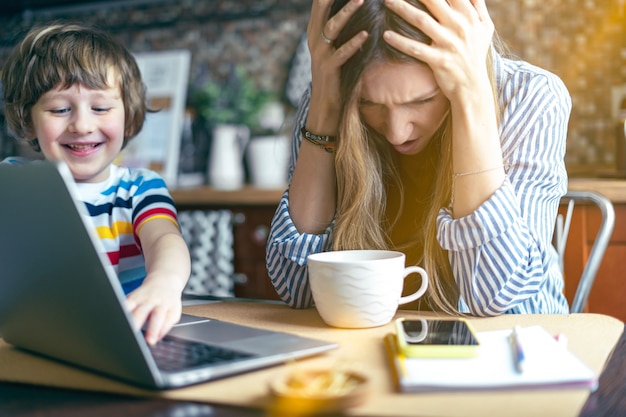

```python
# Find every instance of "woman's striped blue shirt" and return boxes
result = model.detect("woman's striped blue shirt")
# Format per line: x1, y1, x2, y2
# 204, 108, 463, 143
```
266, 53, 571, 315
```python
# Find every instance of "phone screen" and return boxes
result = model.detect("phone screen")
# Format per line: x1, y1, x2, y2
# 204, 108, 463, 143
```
400, 319, 479, 346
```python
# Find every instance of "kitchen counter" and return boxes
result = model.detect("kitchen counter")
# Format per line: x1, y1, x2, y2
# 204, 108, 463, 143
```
170, 179, 626, 206
170, 185, 284, 206
568, 178, 626, 204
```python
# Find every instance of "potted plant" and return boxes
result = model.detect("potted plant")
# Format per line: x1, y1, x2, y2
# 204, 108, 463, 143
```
189, 65, 275, 189
190, 65, 274, 130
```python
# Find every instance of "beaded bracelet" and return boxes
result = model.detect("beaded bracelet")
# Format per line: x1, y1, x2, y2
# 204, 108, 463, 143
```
302, 133, 336, 154
300, 127, 336, 143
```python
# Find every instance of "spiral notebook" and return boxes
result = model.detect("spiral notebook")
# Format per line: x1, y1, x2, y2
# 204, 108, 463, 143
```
384, 325, 597, 392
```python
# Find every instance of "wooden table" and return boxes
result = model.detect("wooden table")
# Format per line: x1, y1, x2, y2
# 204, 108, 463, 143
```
0, 300, 623, 417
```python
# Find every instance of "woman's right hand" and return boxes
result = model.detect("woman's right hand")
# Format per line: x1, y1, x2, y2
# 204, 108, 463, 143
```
306, 0, 367, 135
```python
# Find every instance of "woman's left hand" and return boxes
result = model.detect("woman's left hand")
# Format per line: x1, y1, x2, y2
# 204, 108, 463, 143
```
382, 0, 495, 101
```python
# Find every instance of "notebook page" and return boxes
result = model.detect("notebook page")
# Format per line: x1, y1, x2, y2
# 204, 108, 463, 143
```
394, 325, 597, 392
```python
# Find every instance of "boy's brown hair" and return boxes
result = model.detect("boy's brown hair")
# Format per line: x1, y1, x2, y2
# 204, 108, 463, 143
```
1, 22, 147, 151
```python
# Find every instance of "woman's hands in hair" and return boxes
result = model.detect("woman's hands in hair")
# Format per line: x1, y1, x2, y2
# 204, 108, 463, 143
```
382, 0, 495, 102
306, 0, 368, 134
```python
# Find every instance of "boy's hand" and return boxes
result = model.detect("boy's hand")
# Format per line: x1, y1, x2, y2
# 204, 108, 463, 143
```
126, 278, 183, 345
130, 217, 191, 345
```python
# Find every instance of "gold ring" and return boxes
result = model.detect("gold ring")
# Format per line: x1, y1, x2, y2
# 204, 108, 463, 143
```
321, 30, 333, 45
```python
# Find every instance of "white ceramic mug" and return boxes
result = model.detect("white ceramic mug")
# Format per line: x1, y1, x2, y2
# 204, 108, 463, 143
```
307, 250, 429, 329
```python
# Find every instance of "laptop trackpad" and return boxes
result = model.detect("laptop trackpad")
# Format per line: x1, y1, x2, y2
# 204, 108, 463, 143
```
175, 313, 212, 325
168, 319, 270, 344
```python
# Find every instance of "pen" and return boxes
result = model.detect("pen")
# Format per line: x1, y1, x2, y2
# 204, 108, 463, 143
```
554, 333, 568, 349
510, 325, 525, 373
384, 333, 407, 389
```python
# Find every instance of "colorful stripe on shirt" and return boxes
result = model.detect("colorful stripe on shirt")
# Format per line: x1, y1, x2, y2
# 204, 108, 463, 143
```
77, 166, 178, 293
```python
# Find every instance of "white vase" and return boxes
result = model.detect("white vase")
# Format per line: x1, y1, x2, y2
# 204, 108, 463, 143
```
207, 124, 249, 190
246, 134, 290, 189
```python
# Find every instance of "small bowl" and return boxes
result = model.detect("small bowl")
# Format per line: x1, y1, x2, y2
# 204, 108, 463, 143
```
268, 367, 368, 415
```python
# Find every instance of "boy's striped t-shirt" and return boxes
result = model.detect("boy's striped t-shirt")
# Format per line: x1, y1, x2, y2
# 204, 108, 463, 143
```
74, 164, 178, 294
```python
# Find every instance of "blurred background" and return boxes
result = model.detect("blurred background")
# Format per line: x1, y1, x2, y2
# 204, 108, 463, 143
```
1, 0, 625, 316
0, 0, 625, 178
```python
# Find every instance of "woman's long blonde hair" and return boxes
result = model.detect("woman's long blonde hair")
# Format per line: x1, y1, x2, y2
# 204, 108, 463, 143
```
329, 0, 503, 314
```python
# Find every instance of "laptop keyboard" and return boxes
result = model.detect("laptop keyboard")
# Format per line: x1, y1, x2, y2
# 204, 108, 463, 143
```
148, 334, 255, 371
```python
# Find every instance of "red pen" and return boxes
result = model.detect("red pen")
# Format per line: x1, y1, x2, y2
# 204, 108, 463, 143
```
554, 333, 568, 348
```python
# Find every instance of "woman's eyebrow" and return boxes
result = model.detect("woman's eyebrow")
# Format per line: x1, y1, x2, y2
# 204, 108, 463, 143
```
359, 88, 441, 105
402, 88, 442, 104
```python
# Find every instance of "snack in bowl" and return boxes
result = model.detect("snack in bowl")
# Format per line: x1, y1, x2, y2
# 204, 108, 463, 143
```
268, 366, 368, 415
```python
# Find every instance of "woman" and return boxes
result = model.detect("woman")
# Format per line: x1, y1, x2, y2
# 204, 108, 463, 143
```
266, 0, 571, 315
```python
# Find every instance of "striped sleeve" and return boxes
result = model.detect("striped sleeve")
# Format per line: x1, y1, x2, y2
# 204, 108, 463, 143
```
267, 58, 571, 315
90, 167, 178, 292
265, 85, 333, 308
437, 58, 571, 316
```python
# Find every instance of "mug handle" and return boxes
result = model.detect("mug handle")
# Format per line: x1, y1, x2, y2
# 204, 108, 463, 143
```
398, 266, 429, 305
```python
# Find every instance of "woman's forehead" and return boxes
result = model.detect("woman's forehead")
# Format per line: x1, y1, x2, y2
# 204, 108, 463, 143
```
359, 61, 438, 103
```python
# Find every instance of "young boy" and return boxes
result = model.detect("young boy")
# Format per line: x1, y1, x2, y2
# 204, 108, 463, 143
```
1, 23, 191, 345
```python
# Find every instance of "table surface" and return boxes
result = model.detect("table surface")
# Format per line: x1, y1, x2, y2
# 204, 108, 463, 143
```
167, 179, 626, 206
0, 300, 623, 417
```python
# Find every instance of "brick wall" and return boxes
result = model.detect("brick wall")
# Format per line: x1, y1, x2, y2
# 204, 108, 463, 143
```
1, 0, 624, 175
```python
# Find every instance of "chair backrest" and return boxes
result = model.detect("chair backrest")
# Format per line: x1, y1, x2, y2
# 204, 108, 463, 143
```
554, 190, 615, 313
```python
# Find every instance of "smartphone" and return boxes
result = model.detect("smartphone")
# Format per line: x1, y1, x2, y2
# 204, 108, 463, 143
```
395, 317, 480, 358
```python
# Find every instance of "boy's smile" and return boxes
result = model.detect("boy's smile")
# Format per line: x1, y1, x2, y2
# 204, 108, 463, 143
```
29, 76, 126, 183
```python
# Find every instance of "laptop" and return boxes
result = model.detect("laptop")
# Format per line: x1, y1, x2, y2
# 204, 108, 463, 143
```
0, 161, 337, 389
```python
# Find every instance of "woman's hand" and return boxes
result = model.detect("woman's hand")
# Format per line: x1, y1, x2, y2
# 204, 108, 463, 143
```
382, 0, 495, 102
306, 0, 368, 134
288, 0, 368, 234
383, 0, 503, 218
